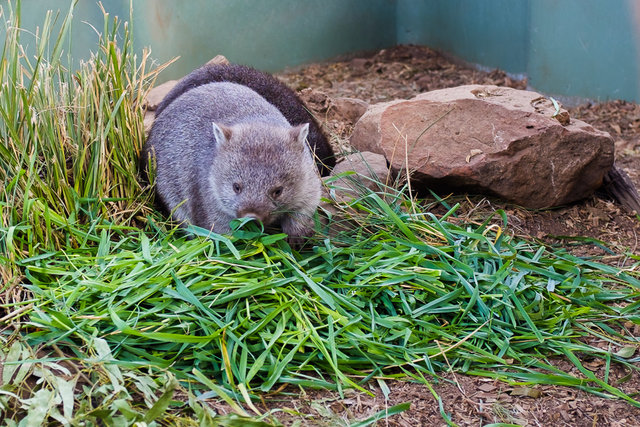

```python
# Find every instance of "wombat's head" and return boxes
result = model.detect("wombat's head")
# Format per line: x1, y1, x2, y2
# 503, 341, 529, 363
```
209, 122, 322, 231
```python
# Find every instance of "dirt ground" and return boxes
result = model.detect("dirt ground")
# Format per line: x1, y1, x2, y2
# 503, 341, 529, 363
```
253, 45, 640, 426
278, 45, 640, 257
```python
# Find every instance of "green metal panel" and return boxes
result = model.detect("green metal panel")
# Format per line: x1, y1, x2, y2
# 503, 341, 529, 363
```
396, 0, 529, 75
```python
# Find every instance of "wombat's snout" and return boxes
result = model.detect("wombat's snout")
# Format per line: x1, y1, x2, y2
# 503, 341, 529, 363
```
237, 209, 269, 225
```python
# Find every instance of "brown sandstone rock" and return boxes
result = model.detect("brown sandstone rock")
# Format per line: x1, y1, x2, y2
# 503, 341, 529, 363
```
350, 85, 615, 208
329, 97, 370, 124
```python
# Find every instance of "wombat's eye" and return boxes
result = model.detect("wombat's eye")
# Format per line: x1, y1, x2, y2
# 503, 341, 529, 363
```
233, 183, 242, 194
270, 186, 283, 199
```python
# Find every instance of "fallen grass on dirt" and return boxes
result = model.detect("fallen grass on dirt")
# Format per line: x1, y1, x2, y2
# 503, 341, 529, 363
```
1, 1, 640, 425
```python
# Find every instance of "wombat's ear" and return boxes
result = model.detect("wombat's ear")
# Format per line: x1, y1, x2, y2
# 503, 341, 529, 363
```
212, 122, 233, 145
291, 123, 310, 147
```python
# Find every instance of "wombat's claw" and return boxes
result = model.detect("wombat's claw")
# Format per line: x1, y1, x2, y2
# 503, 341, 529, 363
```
286, 235, 305, 250
281, 216, 313, 250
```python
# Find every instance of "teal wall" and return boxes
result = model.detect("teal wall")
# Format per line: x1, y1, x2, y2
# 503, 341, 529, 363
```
1, 0, 396, 81
3, 0, 640, 102
0, 1, 114, 65
397, 0, 640, 103
528, 0, 639, 102
134, 0, 396, 78
397, 0, 529, 76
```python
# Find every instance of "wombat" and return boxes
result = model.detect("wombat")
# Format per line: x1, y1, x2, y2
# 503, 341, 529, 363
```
143, 82, 322, 241
155, 63, 335, 176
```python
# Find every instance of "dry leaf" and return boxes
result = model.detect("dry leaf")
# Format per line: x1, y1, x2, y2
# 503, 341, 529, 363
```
584, 359, 605, 370
612, 123, 622, 134
478, 383, 496, 392
511, 387, 542, 398
615, 345, 637, 358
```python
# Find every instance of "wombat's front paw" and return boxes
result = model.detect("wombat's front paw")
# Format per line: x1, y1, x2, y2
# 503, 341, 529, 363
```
286, 235, 305, 250
281, 215, 314, 250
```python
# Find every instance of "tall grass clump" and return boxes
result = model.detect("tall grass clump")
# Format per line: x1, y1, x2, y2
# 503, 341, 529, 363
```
1, 0, 640, 424
0, 0, 158, 265
0, 1, 204, 424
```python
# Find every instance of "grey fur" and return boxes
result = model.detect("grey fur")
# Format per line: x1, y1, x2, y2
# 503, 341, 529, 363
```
144, 82, 322, 240
154, 63, 335, 176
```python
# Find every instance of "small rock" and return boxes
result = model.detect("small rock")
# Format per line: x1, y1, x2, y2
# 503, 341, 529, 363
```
299, 88, 329, 111
414, 74, 431, 91
320, 151, 390, 235
350, 85, 614, 208
330, 151, 390, 199
330, 97, 369, 124
206, 54, 230, 66
143, 110, 155, 135
145, 80, 178, 111
349, 58, 372, 76
554, 110, 571, 126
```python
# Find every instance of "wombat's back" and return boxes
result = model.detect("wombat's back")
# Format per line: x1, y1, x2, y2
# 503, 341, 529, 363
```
147, 82, 287, 168
155, 63, 335, 176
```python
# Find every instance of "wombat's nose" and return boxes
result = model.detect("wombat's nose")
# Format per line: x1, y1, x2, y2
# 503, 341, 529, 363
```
237, 210, 267, 224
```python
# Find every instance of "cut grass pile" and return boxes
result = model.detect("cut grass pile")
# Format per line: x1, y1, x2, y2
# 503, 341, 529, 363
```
19, 202, 640, 398
1, 1, 639, 425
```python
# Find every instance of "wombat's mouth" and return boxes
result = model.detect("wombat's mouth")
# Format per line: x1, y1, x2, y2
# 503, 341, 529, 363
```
233, 216, 285, 235
237, 210, 275, 226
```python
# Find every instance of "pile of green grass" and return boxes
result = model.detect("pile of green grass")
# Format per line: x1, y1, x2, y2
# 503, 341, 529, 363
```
1, 1, 639, 424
